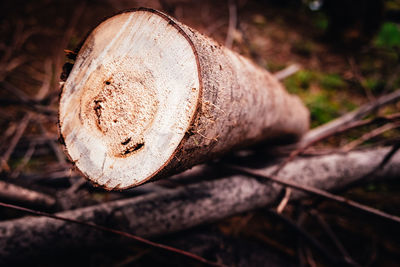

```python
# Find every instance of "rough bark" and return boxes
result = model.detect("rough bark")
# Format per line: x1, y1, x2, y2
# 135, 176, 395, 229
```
1, 147, 399, 263
59, 8, 309, 189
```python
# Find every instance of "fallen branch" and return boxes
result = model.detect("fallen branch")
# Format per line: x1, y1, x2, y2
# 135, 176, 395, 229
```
0, 147, 399, 263
302, 89, 400, 145
274, 112, 400, 175
309, 209, 357, 265
224, 0, 237, 49
274, 64, 301, 81
229, 166, 400, 224
0, 202, 223, 267
0, 181, 55, 209
342, 122, 400, 152
0, 113, 31, 173
266, 209, 352, 266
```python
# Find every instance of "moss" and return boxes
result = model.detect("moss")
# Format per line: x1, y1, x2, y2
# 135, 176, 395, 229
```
374, 22, 400, 48
265, 61, 286, 72
362, 78, 386, 93
285, 70, 347, 92
305, 92, 340, 127
319, 73, 345, 90
283, 67, 360, 127
341, 98, 357, 111
313, 12, 329, 31
284, 70, 314, 93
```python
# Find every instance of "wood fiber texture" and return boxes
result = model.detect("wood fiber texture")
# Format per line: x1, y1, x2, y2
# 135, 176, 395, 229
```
59, 8, 309, 189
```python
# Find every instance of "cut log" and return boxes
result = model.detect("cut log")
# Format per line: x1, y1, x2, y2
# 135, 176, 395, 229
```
0, 147, 399, 264
59, 8, 309, 189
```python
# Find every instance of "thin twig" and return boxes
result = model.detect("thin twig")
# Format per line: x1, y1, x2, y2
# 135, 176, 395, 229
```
0, 122, 17, 152
274, 64, 301, 81
377, 142, 400, 170
38, 121, 66, 164
304, 246, 318, 267
0, 201, 225, 267
53, 2, 86, 87
0, 113, 32, 172
302, 89, 400, 145
274, 113, 400, 175
225, 0, 237, 49
229, 165, 400, 225
267, 209, 349, 265
309, 209, 358, 266
10, 140, 36, 178
276, 187, 292, 214
0, 181, 55, 208
363, 141, 400, 179
34, 59, 52, 101
348, 57, 375, 102
342, 122, 400, 152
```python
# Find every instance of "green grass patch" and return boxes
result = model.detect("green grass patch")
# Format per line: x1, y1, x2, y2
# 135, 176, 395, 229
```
374, 22, 400, 48
266, 61, 286, 72
305, 92, 341, 127
313, 12, 329, 31
319, 73, 345, 90
283, 69, 359, 126
284, 70, 314, 93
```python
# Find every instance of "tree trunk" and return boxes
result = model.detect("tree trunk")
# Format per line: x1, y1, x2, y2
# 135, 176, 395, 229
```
1, 147, 398, 264
59, 8, 309, 189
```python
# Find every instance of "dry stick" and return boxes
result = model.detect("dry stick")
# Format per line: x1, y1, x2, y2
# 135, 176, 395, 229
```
377, 142, 400, 170
297, 238, 307, 266
342, 122, 400, 152
0, 113, 31, 172
1, 80, 32, 103
225, 0, 237, 49
274, 64, 301, 81
34, 59, 52, 101
276, 187, 292, 214
304, 246, 318, 267
274, 112, 400, 176
272, 90, 400, 205
267, 209, 349, 266
206, 19, 227, 37
296, 212, 308, 266
229, 165, 400, 224
348, 57, 375, 102
309, 209, 357, 266
0, 148, 398, 262
273, 112, 400, 212
0, 122, 17, 152
352, 141, 400, 187
38, 122, 66, 164
53, 2, 86, 87
0, 82, 57, 116
10, 140, 36, 178
0, 181, 55, 208
302, 89, 400, 145
271, 62, 302, 211
0, 201, 225, 267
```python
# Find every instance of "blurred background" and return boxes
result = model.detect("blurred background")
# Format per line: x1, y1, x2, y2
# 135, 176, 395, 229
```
0, 0, 400, 266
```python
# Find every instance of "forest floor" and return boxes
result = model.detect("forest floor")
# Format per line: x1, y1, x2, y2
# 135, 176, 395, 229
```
1, 0, 400, 266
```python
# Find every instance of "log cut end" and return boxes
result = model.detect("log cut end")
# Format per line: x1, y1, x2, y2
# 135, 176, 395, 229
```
59, 10, 200, 189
